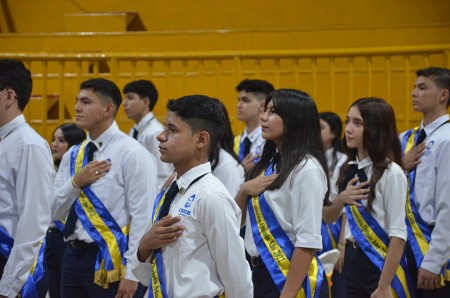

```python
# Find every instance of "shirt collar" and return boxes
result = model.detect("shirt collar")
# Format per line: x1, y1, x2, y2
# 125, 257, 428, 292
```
421, 114, 450, 136
176, 162, 211, 194
0, 114, 25, 140
86, 121, 119, 152
242, 126, 262, 143
348, 155, 373, 170
135, 112, 155, 132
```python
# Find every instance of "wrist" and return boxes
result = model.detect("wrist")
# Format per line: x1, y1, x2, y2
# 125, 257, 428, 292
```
71, 176, 81, 189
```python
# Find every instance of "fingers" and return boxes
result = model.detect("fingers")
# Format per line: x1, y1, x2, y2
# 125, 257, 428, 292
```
159, 214, 182, 226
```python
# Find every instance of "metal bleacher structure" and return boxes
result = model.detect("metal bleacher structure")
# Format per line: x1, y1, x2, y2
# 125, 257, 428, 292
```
1, 1, 449, 142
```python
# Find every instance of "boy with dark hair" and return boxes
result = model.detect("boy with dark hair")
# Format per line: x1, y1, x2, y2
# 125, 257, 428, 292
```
53, 78, 158, 297
134, 95, 253, 298
0, 59, 54, 297
123, 80, 172, 188
235, 79, 274, 172
401, 66, 450, 297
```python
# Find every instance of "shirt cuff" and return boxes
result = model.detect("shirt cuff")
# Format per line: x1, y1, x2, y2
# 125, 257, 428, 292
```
420, 259, 443, 275
0, 279, 22, 298
131, 262, 152, 287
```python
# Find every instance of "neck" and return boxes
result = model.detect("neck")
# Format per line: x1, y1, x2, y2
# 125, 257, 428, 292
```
0, 111, 21, 127
245, 118, 260, 134
174, 151, 208, 177
357, 149, 369, 161
88, 120, 113, 140
134, 111, 150, 125
422, 109, 447, 126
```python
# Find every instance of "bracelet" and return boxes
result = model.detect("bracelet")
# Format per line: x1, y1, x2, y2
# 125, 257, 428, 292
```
337, 243, 345, 250
71, 177, 81, 190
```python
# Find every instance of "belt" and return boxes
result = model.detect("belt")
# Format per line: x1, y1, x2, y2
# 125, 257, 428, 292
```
346, 240, 359, 249
250, 256, 264, 268
66, 240, 98, 250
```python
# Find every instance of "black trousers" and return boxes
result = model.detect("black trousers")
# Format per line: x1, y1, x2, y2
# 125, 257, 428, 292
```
44, 227, 66, 298
251, 256, 329, 298
343, 241, 380, 298
405, 242, 450, 298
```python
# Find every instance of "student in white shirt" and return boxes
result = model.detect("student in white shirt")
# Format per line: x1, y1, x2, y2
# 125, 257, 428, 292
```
53, 78, 158, 298
134, 95, 253, 298
210, 102, 244, 197
319, 112, 348, 297
401, 67, 450, 297
235, 79, 274, 173
235, 89, 330, 298
123, 80, 172, 189
0, 60, 54, 298
326, 97, 410, 298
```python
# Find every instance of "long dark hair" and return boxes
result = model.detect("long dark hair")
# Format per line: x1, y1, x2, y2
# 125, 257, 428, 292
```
319, 112, 344, 172
209, 102, 240, 170
247, 89, 330, 205
53, 123, 86, 167
339, 97, 403, 213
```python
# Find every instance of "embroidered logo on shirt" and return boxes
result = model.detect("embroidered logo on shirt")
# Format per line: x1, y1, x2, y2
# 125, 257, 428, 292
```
423, 140, 435, 156
179, 194, 196, 216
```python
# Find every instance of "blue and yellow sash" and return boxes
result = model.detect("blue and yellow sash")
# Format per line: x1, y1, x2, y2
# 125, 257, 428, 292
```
401, 128, 450, 284
70, 140, 129, 289
319, 217, 341, 255
0, 226, 45, 298
346, 202, 414, 298
248, 164, 324, 298
147, 184, 172, 298
233, 134, 244, 160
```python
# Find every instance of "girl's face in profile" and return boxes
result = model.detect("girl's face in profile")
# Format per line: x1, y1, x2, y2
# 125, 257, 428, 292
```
320, 118, 335, 150
261, 100, 284, 150
345, 106, 365, 155
51, 128, 69, 162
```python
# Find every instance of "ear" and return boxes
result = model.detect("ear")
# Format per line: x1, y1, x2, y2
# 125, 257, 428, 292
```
143, 97, 151, 111
439, 88, 449, 105
4, 89, 18, 108
104, 102, 115, 118
196, 131, 210, 150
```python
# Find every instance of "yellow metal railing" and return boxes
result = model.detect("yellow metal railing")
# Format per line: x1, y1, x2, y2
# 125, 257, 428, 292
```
1, 45, 449, 141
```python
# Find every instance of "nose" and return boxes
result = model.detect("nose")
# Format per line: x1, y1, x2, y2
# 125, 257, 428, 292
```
156, 130, 166, 142
411, 87, 417, 98
260, 111, 268, 122
75, 101, 81, 112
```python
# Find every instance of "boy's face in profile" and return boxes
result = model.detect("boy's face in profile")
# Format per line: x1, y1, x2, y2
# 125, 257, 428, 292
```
411, 76, 445, 113
157, 111, 200, 168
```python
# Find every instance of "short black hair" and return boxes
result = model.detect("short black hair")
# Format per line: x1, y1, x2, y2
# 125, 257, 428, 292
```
236, 79, 275, 101
80, 78, 122, 115
416, 67, 450, 107
167, 95, 225, 154
0, 59, 32, 111
123, 80, 159, 111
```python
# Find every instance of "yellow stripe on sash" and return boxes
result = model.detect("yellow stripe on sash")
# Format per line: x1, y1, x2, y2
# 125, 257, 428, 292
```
404, 127, 420, 154
252, 195, 319, 298
233, 135, 241, 156
75, 141, 125, 288
150, 260, 164, 298
350, 206, 411, 298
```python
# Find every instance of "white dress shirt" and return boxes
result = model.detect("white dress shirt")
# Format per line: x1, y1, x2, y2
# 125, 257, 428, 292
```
400, 114, 450, 274
53, 122, 158, 281
130, 112, 173, 189
245, 156, 327, 256
133, 162, 253, 298
212, 148, 245, 197
325, 148, 347, 202
0, 115, 54, 297
240, 126, 265, 157
344, 156, 408, 242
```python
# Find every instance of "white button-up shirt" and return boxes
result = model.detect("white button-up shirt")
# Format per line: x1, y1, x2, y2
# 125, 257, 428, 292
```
212, 148, 245, 197
133, 162, 253, 298
53, 122, 158, 281
245, 156, 327, 256
400, 114, 450, 274
130, 112, 173, 189
344, 156, 408, 242
0, 115, 54, 297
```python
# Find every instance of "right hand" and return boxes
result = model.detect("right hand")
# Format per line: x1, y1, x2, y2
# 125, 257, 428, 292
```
242, 153, 260, 173
403, 142, 426, 171
241, 174, 278, 197
137, 215, 183, 261
73, 160, 112, 188
337, 177, 370, 207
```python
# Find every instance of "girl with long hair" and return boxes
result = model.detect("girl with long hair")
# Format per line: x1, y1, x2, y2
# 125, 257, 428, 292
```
236, 89, 330, 298
324, 98, 413, 298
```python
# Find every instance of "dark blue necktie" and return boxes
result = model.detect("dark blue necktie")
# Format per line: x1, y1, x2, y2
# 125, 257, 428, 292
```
416, 128, 427, 145
339, 163, 368, 192
158, 181, 180, 220
63, 142, 97, 238
242, 137, 251, 159
132, 128, 139, 140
